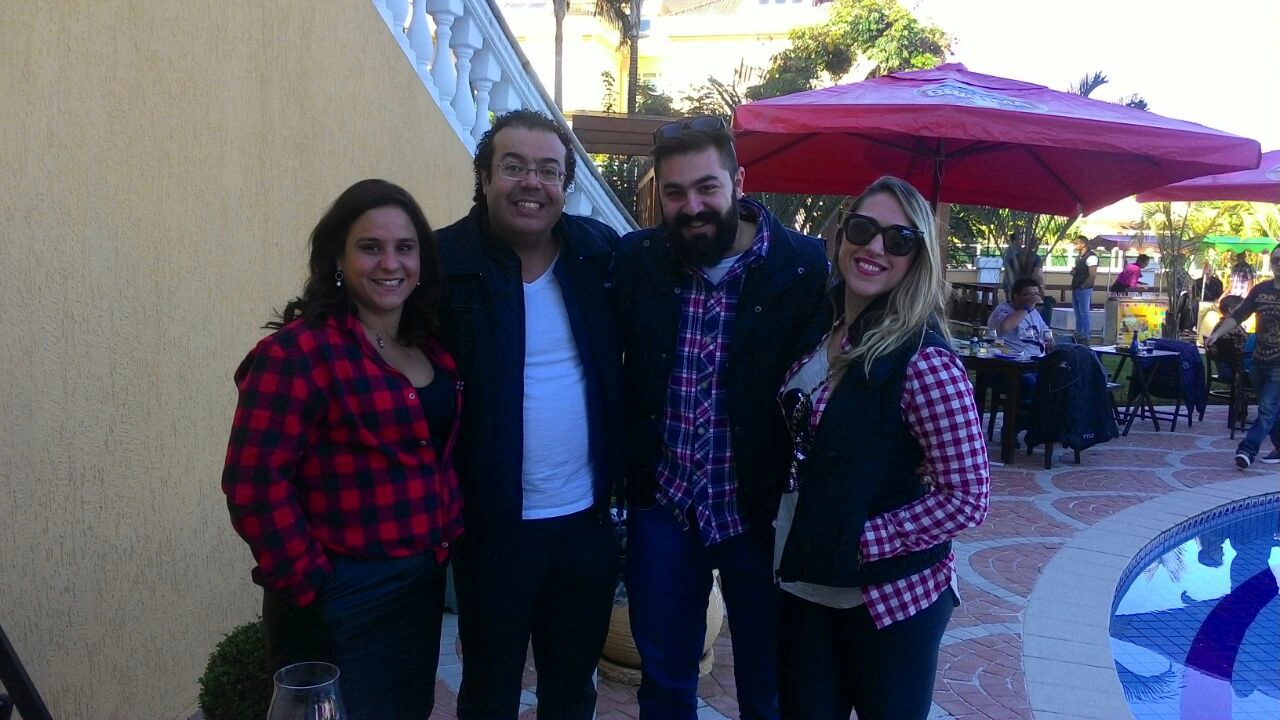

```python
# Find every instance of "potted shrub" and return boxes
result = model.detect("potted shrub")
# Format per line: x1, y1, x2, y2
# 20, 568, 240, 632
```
197, 620, 270, 720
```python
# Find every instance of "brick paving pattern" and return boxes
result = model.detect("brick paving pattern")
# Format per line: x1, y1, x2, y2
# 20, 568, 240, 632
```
411, 404, 1271, 718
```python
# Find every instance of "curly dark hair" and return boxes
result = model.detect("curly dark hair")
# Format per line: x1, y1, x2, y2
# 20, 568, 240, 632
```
472, 109, 577, 205
267, 179, 444, 345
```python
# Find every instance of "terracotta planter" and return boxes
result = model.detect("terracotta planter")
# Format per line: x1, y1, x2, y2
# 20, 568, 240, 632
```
598, 572, 725, 685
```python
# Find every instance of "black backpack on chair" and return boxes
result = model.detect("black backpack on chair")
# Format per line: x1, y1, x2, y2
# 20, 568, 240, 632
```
1024, 343, 1121, 468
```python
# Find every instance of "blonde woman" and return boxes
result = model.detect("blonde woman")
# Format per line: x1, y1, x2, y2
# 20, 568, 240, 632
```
774, 176, 990, 719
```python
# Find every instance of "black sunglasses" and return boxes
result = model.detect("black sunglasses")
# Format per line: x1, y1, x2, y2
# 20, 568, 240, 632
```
839, 213, 922, 257
653, 115, 727, 144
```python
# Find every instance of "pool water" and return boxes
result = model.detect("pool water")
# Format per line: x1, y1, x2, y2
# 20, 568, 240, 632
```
1110, 495, 1280, 720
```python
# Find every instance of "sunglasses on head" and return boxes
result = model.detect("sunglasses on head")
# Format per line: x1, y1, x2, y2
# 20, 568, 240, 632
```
839, 213, 921, 257
653, 115, 728, 144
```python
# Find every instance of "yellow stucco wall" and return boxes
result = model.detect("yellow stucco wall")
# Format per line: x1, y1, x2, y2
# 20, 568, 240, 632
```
0, 2, 474, 718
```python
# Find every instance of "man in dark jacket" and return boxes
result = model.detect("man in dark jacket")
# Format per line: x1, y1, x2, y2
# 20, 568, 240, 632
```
616, 117, 828, 720
436, 110, 623, 720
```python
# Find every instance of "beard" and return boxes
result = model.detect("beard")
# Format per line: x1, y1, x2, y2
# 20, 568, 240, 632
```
664, 207, 739, 268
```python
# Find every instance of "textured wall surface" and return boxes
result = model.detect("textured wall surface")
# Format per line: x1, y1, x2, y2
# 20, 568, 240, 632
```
0, 2, 473, 718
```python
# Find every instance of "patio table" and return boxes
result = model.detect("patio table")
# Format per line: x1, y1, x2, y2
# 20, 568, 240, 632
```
958, 349, 1039, 465
1092, 345, 1182, 435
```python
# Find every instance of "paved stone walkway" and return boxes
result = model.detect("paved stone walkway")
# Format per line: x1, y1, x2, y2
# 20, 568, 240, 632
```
420, 405, 1274, 719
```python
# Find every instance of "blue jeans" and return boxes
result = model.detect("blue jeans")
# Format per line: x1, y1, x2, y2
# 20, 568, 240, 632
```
626, 506, 780, 720
1239, 359, 1280, 458
263, 553, 447, 720
1072, 288, 1092, 340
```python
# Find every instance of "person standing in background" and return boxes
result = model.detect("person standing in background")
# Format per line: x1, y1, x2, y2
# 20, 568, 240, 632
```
1069, 234, 1097, 343
1207, 245, 1280, 468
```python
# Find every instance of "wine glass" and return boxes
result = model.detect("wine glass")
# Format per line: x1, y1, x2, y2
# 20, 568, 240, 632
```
267, 662, 347, 720
983, 328, 998, 346
1039, 328, 1054, 353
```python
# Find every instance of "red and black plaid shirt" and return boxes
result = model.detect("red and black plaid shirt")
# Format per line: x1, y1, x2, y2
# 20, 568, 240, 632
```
222, 311, 464, 607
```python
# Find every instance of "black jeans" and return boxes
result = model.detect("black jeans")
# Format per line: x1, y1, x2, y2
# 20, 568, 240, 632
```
262, 552, 447, 720
778, 587, 956, 720
452, 507, 620, 720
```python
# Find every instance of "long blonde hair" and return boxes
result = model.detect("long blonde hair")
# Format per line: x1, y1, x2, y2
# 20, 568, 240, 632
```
830, 176, 951, 379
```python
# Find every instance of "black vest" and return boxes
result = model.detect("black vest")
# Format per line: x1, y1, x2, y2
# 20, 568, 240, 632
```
776, 325, 952, 588
1070, 250, 1096, 290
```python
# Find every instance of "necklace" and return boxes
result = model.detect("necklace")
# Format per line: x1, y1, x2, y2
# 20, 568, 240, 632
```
358, 319, 395, 350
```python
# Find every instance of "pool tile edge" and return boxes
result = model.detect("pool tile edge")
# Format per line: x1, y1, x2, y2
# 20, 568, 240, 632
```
1023, 476, 1277, 720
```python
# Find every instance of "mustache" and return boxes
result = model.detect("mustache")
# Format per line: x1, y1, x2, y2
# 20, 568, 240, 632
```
671, 210, 722, 229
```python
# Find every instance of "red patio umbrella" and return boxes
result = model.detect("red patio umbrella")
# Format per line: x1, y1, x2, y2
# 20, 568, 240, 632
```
1136, 150, 1280, 203
732, 63, 1261, 216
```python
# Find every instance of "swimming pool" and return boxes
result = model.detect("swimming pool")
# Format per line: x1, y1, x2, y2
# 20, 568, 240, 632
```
1110, 493, 1280, 720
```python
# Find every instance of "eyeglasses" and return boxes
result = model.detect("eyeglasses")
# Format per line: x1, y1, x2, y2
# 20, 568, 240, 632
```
653, 115, 728, 144
496, 161, 565, 185
839, 213, 922, 257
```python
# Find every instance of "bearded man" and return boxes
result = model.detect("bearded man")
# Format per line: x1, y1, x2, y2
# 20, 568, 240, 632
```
615, 117, 829, 720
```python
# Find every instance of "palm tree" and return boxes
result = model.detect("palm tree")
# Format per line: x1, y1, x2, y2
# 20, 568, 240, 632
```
594, 0, 643, 114
553, 0, 568, 107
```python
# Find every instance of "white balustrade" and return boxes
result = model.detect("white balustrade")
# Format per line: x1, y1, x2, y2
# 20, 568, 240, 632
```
488, 80, 522, 116
406, 0, 447, 113
470, 48, 502, 141
385, 0, 413, 55
371, 0, 635, 233
449, 14, 481, 138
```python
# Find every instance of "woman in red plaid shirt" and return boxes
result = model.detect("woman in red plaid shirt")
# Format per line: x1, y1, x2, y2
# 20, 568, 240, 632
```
774, 176, 990, 719
222, 179, 463, 720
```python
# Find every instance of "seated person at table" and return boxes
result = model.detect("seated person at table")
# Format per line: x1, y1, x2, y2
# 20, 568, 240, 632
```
987, 277, 1055, 355
1109, 254, 1151, 295
985, 278, 1054, 444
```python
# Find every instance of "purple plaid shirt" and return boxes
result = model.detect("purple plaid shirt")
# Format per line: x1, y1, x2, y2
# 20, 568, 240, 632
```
655, 198, 771, 546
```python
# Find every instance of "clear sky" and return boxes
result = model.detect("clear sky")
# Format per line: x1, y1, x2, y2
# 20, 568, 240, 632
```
912, 0, 1280, 154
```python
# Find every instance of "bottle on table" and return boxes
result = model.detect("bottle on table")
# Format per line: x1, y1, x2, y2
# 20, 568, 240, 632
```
1129, 330, 1140, 355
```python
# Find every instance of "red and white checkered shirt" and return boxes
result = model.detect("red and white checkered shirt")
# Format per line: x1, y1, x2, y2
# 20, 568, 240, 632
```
655, 198, 771, 546
785, 341, 990, 628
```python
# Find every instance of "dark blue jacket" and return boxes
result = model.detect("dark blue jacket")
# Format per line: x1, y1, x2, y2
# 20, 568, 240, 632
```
436, 206, 623, 539
616, 206, 828, 546
777, 317, 952, 587
1026, 343, 1120, 452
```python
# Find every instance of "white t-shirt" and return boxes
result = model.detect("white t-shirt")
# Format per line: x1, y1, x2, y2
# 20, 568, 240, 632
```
701, 253, 742, 285
520, 257, 595, 519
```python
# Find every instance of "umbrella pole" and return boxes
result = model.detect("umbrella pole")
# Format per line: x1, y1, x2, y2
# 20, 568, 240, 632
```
930, 150, 944, 211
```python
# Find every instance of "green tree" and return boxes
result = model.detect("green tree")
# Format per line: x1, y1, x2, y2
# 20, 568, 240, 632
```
746, 0, 950, 101
594, 0, 644, 114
